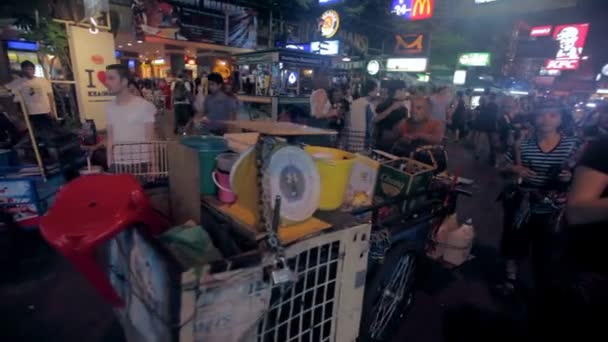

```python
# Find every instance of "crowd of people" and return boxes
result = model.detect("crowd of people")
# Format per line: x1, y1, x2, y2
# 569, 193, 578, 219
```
123, 70, 239, 135
313, 78, 608, 336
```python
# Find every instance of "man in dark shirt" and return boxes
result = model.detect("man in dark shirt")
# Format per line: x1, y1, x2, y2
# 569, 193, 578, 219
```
190, 73, 237, 133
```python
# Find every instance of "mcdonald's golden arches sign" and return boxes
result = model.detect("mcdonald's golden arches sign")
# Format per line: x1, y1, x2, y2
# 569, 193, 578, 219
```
391, 0, 434, 21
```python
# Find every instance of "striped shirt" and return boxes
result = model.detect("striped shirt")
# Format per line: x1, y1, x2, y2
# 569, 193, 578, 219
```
506, 136, 581, 189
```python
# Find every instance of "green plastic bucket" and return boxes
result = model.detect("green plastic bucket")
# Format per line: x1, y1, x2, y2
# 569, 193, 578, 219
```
181, 136, 228, 195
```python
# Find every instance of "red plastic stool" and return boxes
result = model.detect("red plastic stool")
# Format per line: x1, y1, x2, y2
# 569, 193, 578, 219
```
40, 174, 170, 307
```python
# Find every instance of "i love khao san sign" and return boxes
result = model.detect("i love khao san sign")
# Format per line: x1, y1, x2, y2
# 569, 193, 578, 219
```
68, 25, 117, 129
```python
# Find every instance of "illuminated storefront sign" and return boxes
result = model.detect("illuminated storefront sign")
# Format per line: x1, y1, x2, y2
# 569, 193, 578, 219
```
310, 40, 340, 55
391, 0, 434, 21
367, 60, 380, 75
545, 23, 590, 70
453, 70, 467, 85
394, 33, 430, 56
319, 10, 340, 39
530, 25, 553, 37
458, 53, 491, 66
386, 58, 428, 72
7, 40, 38, 51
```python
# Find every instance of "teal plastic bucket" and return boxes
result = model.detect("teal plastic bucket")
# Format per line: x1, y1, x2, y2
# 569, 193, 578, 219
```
181, 136, 228, 195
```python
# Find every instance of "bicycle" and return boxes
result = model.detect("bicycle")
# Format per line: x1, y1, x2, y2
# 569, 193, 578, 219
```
355, 179, 472, 342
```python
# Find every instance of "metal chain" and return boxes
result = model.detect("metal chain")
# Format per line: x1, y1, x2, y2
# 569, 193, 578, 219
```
255, 135, 285, 257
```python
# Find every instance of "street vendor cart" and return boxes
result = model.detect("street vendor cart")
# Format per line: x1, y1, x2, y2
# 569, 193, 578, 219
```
39, 121, 373, 342
233, 49, 332, 121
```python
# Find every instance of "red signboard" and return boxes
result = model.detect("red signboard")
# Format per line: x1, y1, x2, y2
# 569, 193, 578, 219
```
530, 25, 552, 37
545, 23, 590, 70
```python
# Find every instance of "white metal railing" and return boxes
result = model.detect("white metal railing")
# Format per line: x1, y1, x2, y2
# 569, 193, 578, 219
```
110, 141, 169, 185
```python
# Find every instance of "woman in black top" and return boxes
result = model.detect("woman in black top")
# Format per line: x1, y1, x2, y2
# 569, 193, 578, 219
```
373, 81, 408, 151
538, 137, 608, 339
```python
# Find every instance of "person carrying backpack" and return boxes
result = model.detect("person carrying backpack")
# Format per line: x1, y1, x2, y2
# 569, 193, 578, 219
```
171, 72, 193, 134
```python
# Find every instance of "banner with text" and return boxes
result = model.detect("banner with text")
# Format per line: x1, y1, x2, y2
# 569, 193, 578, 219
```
69, 25, 116, 128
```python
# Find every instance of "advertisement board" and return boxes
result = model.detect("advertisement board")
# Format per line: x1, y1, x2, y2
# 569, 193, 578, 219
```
393, 33, 431, 57
458, 52, 491, 66
386, 58, 428, 72
68, 26, 116, 129
391, 0, 434, 21
132, 0, 257, 48
545, 23, 589, 70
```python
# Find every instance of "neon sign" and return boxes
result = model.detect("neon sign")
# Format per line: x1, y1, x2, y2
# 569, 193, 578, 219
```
319, 10, 340, 39
458, 53, 491, 67
367, 60, 380, 75
391, 0, 434, 21
530, 26, 552, 37
545, 23, 590, 70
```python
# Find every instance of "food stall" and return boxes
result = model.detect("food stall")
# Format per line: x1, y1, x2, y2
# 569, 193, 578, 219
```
233, 49, 332, 121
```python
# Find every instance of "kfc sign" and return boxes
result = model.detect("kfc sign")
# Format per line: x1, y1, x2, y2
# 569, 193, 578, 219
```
545, 59, 579, 70
391, 0, 434, 21
530, 26, 552, 37
545, 23, 590, 70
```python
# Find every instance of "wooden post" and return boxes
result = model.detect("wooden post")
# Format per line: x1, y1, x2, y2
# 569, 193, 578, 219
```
16, 94, 47, 182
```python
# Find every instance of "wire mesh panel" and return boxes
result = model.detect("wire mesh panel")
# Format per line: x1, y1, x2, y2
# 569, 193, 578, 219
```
111, 141, 169, 185
340, 129, 367, 154
257, 224, 370, 342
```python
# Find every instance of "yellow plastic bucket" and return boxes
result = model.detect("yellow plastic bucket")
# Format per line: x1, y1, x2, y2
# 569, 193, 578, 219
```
304, 146, 355, 211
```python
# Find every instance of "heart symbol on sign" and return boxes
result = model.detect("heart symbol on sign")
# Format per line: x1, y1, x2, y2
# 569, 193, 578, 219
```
97, 71, 107, 86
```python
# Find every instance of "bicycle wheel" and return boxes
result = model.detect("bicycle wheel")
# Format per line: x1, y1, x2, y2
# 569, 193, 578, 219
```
359, 242, 417, 342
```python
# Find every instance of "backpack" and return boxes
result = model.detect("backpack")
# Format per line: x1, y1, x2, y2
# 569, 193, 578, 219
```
173, 80, 188, 101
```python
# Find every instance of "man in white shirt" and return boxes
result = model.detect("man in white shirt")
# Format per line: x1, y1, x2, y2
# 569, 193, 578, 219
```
348, 80, 378, 150
87, 64, 156, 170
10, 61, 57, 135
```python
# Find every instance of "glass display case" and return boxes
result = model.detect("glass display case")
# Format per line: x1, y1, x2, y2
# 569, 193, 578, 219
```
233, 49, 331, 120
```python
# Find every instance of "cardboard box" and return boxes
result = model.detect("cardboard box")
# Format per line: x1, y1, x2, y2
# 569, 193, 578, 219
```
374, 158, 434, 213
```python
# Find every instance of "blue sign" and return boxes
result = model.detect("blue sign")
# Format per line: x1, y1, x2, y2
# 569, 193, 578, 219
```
6, 40, 38, 51
319, 0, 341, 4
285, 43, 311, 52
128, 60, 136, 69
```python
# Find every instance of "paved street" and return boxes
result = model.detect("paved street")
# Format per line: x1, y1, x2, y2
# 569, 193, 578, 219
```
0, 142, 523, 342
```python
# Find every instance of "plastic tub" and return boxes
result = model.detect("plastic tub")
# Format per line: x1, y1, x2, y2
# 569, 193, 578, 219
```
304, 146, 355, 211
181, 136, 228, 195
